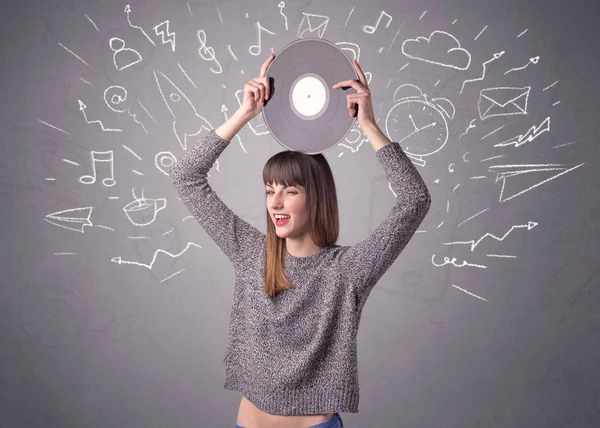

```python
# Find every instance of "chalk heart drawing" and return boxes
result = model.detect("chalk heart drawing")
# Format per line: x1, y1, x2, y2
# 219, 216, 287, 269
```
402, 30, 471, 71
123, 188, 166, 227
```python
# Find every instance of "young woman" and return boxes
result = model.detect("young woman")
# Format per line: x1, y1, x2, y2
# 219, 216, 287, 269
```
170, 54, 431, 428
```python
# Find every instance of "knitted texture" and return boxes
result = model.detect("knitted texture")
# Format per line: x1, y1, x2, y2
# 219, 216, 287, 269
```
170, 129, 431, 415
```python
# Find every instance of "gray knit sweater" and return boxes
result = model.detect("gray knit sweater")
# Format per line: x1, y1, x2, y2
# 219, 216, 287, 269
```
169, 129, 431, 415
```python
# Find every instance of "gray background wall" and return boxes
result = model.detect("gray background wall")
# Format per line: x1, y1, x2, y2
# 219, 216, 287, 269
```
2, 0, 599, 427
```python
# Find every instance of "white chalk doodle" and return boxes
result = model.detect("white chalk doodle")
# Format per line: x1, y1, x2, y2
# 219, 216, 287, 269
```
85, 14, 99, 31
38, 119, 70, 135
493, 117, 550, 148
451, 284, 489, 302
160, 268, 186, 283
78, 100, 122, 132
123, 188, 166, 227
297, 12, 329, 38
344, 6, 355, 28
124, 4, 155, 45
542, 80, 559, 91
402, 30, 471, 70
461, 50, 505, 94
363, 10, 392, 34
155, 151, 177, 176
44, 207, 93, 233
336, 41, 361, 62
103, 85, 148, 134
154, 20, 176, 52
481, 124, 507, 140
487, 162, 585, 202
111, 242, 203, 269
431, 254, 486, 269
385, 84, 454, 167
250, 21, 276, 56
474, 25, 488, 41
122, 144, 142, 161
79, 150, 116, 186
177, 62, 198, 89
109, 37, 142, 71
58, 42, 92, 69
196, 29, 223, 74
443, 221, 538, 251
458, 119, 477, 139
153, 68, 213, 150
278, 1, 289, 31
504, 56, 539, 75
137, 100, 157, 124
478, 86, 530, 120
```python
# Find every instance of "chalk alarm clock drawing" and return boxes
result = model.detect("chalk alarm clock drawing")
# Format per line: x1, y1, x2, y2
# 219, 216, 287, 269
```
385, 84, 455, 167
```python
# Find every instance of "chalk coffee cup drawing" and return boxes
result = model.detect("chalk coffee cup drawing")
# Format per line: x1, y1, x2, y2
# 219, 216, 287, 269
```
123, 188, 167, 226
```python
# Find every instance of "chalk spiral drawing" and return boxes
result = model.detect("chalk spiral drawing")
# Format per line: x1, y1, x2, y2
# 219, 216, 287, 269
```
41, 4, 585, 291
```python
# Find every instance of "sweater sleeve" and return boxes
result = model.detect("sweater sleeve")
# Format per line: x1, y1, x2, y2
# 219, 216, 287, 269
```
339, 142, 431, 306
169, 129, 265, 269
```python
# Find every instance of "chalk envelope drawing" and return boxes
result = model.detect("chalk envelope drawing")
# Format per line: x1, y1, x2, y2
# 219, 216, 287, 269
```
401, 30, 471, 70
297, 12, 329, 38
478, 86, 531, 120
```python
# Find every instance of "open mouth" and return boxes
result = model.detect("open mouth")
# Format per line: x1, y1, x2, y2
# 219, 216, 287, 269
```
275, 216, 290, 226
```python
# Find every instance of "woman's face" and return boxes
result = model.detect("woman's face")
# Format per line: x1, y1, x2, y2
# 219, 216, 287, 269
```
266, 183, 310, 238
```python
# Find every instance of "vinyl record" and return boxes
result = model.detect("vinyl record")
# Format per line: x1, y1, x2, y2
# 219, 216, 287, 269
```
262, 38, 358, 154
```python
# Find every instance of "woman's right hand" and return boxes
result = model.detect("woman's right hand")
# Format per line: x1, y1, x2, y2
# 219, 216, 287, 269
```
239, 53, 275, 119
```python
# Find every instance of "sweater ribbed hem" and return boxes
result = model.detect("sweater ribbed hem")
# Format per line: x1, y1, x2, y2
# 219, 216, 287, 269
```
223, 368, 359, 415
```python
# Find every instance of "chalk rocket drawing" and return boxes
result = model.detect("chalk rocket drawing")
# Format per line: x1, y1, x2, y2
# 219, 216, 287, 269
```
153, 68, 213, 150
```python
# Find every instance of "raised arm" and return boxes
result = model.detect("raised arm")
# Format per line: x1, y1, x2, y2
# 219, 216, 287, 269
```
169, 55, 276, 269
334, 60, 432, 307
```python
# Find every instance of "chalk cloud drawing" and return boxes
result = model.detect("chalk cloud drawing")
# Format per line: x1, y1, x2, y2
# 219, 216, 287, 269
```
402, 30, 471, 70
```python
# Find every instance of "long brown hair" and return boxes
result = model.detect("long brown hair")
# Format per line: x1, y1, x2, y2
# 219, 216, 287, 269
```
262, 150, 339, 297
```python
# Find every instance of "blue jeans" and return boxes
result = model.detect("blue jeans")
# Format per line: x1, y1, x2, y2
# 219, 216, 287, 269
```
236, 412, 344, 428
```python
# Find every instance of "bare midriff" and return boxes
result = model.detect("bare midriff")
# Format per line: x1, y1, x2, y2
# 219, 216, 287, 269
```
237, 396, 335, 428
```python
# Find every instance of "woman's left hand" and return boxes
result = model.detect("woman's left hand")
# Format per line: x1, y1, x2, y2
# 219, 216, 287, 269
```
332, 60, 376, 128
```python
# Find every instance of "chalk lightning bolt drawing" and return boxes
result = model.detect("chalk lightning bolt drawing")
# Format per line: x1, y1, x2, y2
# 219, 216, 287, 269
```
493, 117, 551, 147
461, 50, 505, 94
154, 20, 176, 52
